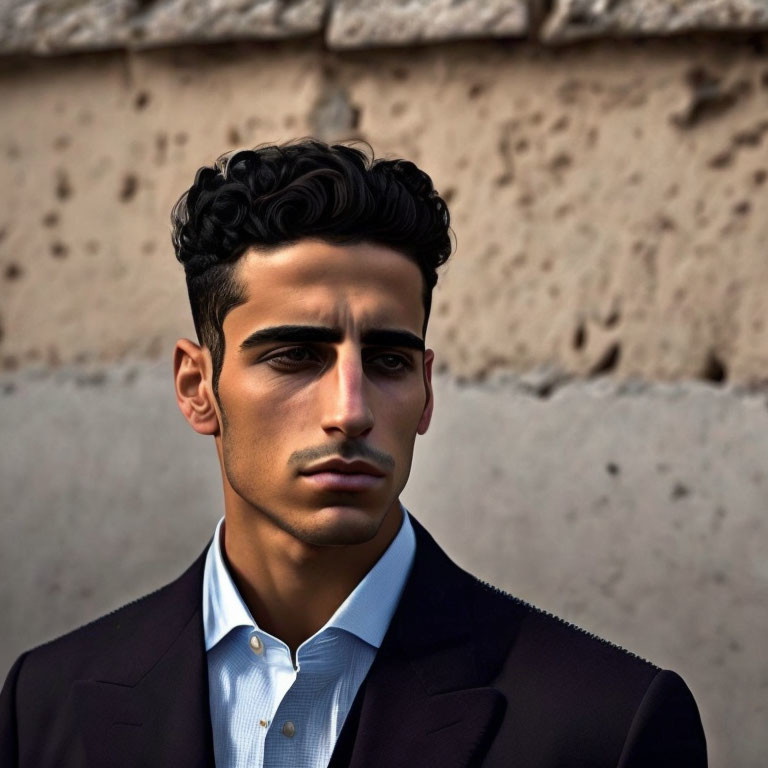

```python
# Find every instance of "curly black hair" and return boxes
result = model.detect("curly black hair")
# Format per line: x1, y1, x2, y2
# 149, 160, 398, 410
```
171, 139, 453, 398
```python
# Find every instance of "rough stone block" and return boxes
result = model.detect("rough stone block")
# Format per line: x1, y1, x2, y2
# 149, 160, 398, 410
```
326, 0, 528, 49
0, 0, 326, 55
133, 0, 326, 49
0, 0, 133, 54
542, 0, 768, 43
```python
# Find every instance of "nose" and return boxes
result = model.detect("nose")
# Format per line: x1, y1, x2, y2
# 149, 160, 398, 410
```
320, 347, 374, 438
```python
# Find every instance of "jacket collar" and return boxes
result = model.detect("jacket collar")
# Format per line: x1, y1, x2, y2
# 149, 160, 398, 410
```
74, 516, 511, 768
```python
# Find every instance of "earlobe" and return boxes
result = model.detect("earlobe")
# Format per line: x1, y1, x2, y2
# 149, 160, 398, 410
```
417, 349, 435, 435
173, 339, 220, 436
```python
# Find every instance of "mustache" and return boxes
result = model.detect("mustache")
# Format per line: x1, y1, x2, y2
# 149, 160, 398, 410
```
288, 441, 395, 471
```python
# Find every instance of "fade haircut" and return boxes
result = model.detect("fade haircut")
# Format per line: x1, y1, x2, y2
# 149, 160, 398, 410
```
171, 139, 453, 398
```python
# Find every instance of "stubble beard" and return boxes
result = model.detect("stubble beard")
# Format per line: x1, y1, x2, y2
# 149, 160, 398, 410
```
221, 429, 400, 548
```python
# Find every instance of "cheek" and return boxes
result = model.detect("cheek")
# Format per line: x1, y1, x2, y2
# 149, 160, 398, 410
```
374, 379, 427, 435
226, 383, 317, 455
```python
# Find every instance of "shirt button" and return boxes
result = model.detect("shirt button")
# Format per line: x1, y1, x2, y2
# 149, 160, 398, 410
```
249, 634, 263, 655
281, 721, 296, 738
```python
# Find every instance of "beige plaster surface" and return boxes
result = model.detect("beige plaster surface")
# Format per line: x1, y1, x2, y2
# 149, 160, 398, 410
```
1, 38, 768, 384
1, 36, 765, 768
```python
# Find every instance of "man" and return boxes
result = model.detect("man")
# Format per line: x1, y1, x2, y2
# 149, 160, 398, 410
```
1, 140, 707, 767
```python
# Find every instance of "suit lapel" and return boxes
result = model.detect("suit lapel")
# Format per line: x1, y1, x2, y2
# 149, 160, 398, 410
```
73, 548, 215, 768
344, 647, 505, 768
338, 518, 509, 768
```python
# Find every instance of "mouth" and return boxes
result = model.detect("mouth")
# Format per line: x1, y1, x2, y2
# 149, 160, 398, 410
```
301, 458, 386, 477
299, 458, 386, 492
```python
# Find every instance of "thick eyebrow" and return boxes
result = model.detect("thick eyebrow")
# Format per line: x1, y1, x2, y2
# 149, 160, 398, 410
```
240, 325, 342, 351
361, 329, 425, 352
239, 325, 424, 352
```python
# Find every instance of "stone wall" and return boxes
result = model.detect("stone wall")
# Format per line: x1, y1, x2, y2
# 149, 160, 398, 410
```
4, 0, 768, 54
1, 4, 767, 766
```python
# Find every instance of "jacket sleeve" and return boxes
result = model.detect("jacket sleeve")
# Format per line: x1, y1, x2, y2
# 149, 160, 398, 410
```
617, 669, 707, 767
0, 653, 26, 768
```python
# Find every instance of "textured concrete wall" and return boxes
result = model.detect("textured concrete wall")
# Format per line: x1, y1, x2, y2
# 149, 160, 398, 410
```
1, 365, 766, 767
1, 29, 768, 768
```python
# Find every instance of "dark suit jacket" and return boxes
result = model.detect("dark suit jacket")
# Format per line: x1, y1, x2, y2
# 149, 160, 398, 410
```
1, 516, 706, 767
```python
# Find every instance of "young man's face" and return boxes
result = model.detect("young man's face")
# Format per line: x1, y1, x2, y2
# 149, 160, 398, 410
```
212, 240, 434, 547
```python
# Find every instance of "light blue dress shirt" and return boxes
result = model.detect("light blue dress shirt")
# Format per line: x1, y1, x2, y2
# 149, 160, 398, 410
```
202, 508, 416, 768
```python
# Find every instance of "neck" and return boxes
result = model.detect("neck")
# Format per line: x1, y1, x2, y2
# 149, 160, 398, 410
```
220, 500, 403, 654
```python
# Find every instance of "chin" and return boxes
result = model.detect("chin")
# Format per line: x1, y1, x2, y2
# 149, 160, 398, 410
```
297, 504, 386, 547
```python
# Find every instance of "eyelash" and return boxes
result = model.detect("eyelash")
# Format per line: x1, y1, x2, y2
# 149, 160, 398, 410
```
264, 347, 413, 373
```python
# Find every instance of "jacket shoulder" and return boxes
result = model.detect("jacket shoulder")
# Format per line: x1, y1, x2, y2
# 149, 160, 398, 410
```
464, 575, 706, 765
12, 545, 208, 691
469, 574, 657, 677
2, 547, 210, 767
408, 515, 658, 690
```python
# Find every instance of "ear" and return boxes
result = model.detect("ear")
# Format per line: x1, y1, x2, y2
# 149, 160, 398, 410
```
417, 349, 435, 435
173, 338, 220, 436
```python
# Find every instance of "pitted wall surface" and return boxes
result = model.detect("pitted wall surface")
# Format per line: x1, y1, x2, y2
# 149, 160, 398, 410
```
2, 38, 768, 384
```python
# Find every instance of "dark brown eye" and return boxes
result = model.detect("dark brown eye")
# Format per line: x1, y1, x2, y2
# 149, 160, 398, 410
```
267, 346, 319, 368
370, 353, 410, 372
284, 348, 311, 361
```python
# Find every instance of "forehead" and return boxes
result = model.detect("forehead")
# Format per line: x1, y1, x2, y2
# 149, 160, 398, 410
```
224, 240, 426, 337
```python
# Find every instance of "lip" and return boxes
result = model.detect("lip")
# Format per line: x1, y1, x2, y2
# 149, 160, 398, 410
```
299, 458, 387, 492
300, 458, 386, 478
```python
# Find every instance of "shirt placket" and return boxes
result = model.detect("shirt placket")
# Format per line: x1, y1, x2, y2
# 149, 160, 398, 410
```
246, 629, 298, 765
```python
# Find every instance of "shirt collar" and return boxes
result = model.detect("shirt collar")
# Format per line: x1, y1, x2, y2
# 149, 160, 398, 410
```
202, 506, 416, 652
202, 517, 254, 651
